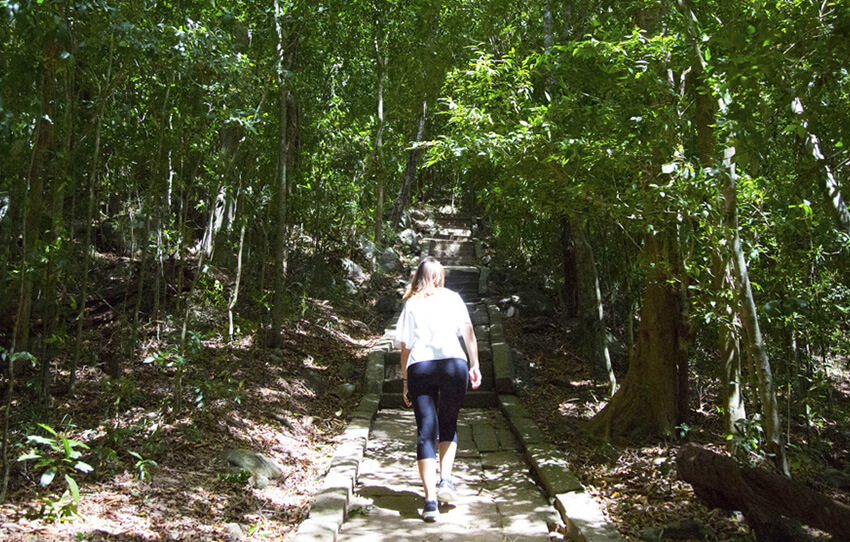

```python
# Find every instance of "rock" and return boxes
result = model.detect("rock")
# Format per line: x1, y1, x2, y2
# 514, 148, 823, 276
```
399, 228, 420, 249
339, 361, 356, 380
224, 523, 245, 542
333, 382, 356, 399
268, 350, 284, 365
342, 279, 359, 296
224, 449, 286, 489
341, 258, 366, 284
375, 247, 401, 274
299, 367, 325, 395
358, 235, 379, 265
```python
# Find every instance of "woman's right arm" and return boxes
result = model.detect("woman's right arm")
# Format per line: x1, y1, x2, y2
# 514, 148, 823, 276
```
460, 324, 482, 389
401, 343, 412, 407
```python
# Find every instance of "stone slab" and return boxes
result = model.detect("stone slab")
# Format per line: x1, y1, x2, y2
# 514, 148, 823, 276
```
471, 422, 499, 453
496, 426, 521, 451
555, 492, 624, 542
525, 443, 584, 496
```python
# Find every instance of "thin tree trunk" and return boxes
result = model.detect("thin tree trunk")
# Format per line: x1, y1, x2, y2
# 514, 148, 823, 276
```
685, 21, 748, 439
390, 99, 427, 227
726, 161, 789, 475
791, 98, 850, 236
14, 42, 58, 356
675, 0, 786, 473
372, 23, 387, 244
129, 213, 150, 361
560, 216, 578, 317
230, 219, 247, 341
270, 0, 290, 348
573, 220, 616, 396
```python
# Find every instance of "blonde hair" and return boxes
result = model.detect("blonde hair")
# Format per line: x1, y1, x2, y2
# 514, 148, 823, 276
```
403, 256, 445, 301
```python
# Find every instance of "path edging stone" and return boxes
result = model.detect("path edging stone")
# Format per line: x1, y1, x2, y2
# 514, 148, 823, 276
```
293, 346, 386, 542
498, 395, 624, 542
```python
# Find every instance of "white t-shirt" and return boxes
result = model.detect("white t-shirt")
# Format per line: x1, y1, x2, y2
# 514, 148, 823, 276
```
394, 288, 472, 365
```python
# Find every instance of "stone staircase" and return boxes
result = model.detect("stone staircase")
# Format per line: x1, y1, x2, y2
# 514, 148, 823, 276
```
380, 214, 503, 409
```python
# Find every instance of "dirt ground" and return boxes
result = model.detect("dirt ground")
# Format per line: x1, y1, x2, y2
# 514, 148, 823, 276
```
2, 274, 848, 540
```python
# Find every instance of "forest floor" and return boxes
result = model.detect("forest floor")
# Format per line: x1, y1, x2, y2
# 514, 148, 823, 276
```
2, 259, 849, 541
0, 277, 382, 541
504, 310, 850, 541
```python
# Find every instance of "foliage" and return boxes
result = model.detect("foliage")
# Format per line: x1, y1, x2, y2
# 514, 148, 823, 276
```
18, 424, 93, 521
127, 451, 157, 481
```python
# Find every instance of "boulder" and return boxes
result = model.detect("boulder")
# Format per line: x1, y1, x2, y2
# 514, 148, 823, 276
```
358, 235, 379, 265
341, 258, 367, 284
332, 382, 356, 399
375, 247, 401, 274
339, 361, 356, 380
375, 293, 400, 317
224, 449, 286, 489
398, 228, 420, 250
342, 279, 359, 296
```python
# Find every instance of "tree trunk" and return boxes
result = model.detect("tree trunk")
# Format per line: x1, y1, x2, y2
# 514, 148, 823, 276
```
559, 216, 578, 318
588, 232, 687, 439
677, 444, 850, 541
390, 99, 426, 227
14, 42, 58, 355
573, 220, 615, 396
373, 39, 387, 244
725, 158, 789, 475
791, 98, 850, 236
270, 0, 290, 347
671, 0, 787, 473
683, 21, 748, 439
712, 251, 747, 437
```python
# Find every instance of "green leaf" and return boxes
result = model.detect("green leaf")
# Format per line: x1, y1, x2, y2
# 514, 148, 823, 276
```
66, 474, 80, 505
18, 452, 41, 462
704, 47, 710, 62
74, 461, 94, 474
41, 467, 58, 487
38, 424, 58, 436
27, 435, 54, 446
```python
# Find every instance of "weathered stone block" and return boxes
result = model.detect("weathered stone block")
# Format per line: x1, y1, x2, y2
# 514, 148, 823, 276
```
492, 342, 514, 393
525, 443, 583, 496
554, 492, 624, 542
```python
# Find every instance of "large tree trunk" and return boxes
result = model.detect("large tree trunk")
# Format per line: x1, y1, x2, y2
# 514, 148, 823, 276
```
390, 99, 426, 228
677, 444, 850, 541
589, 232, 687, 439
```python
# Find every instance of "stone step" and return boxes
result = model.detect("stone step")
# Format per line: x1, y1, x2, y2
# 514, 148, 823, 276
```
434, 214, 475, 230
434, 227, 472, 240
383, 360, 495, 393
380, 390, 498, 409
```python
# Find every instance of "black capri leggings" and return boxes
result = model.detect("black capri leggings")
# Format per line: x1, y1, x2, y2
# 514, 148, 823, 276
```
407, 357, 469, 460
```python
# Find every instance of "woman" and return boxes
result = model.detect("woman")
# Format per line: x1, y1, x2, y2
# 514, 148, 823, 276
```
394, 256, 482, 522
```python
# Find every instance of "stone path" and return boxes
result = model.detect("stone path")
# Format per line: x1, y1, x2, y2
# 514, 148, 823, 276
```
295, 211, 623, 542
